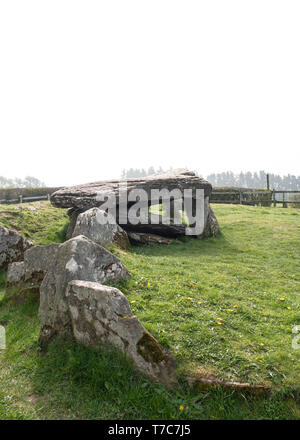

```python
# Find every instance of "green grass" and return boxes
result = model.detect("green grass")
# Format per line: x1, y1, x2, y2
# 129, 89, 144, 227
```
116, 206, 300, 390
0, 202, 300, 419
0, 201, 68, 245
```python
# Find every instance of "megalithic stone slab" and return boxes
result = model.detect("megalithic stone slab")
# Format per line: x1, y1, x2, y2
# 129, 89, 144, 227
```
38, 235, 130, 348
50, 169, 212, 210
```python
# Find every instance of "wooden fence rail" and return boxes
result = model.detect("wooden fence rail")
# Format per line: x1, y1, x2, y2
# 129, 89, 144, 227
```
0, 194, 50, 204
210, 190, 300, 207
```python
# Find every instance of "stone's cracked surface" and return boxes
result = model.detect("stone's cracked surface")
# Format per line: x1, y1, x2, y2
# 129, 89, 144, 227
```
38, 235, 130, 348
72, 207, 130, 250
66, 280, 178, 387
0, 225, 32, 271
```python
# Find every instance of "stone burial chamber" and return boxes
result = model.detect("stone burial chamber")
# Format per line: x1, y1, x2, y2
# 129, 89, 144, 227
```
3, 170, 221, 388
50, 169, 220, 242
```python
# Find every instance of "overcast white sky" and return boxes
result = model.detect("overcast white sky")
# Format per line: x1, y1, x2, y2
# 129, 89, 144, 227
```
0, 1, 299, 186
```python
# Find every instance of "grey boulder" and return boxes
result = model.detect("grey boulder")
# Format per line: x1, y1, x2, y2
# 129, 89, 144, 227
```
72, 208, 130, 250
38, 235, 130, 348
66, 280, 177, 388
5, 243, 60, 298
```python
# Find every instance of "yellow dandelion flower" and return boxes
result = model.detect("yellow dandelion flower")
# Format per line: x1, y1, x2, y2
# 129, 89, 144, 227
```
130, 300, 136, 304
217, 321, 222, 325
179, 405, 184, 411
279, 297, 286, 301
227, 309, 234, 313
187, 297, 193, 301
260, 343, 265, 347
233, 304, 239, 308
287, 306, 292, 310
178, 285, 182, 289
217, 317, 223, 321
147, 282, 151, 288
197, 301, 202, 305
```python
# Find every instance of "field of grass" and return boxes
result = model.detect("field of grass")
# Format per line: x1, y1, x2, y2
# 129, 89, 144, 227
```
0, 201, 299, 419
0, 201, 69, 245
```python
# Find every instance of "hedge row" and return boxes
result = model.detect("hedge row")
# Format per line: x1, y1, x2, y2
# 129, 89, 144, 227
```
0, 187, 61, 201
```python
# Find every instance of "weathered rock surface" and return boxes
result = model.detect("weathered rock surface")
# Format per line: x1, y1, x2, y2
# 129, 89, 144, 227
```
38, 235, 130, 348
0, 225, 32, 271
128, 232, 173, 245
67, 209, 187, 239
66, 207, 84, 240
66, 280, 178, 387
51, 169, 212, 210
6, 262, 25, 296
6, 244, 60, 298
200, 206, 220, 238
72, 208, 130, 250
24, 243, 60, 284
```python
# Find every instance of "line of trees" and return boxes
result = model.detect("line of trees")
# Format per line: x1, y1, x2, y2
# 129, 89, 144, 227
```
120, 168, 300, 190
207, 171, 300, 190
121, 167, 166, 179
0, 176, 45, 188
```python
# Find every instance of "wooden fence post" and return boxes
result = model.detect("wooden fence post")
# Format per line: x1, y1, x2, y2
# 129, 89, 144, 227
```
282, 192, 288, 208
273, 190, 276, 207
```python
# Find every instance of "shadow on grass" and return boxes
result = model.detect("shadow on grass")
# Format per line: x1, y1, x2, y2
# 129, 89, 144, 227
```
128, 233, 243, 259
31, 338, 197, 420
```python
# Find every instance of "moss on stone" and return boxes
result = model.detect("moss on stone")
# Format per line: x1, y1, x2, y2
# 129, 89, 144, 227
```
137, 332, 166, 364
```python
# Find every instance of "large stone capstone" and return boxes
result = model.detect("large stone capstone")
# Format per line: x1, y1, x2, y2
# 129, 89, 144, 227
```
50, 169, 212, 210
